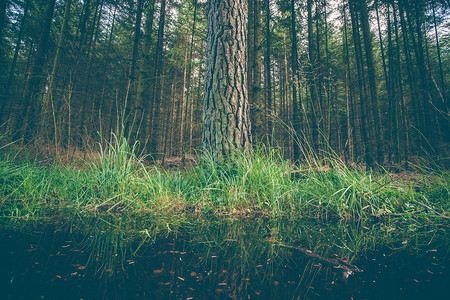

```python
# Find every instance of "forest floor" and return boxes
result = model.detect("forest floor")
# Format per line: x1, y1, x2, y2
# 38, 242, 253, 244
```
0, 134, 449, 277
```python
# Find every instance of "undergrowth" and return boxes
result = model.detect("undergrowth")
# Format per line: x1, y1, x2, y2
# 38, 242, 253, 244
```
1, 135, 448, 225
0, 131, 449, 275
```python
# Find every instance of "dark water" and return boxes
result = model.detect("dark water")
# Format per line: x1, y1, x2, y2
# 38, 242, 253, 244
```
0, 223, 449, 300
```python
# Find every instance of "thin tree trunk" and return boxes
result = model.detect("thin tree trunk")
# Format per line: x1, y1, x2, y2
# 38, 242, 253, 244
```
0, 0, 7, 39
412, 0, 432, 148
307, 0, 319, 155
252, 0, 263, 141
291, 0, 301, 161
18, 0, 56, 142
135, 0, 155, 144
386, 3, 399, 162
432, 3, 449, 142
248, 0, 254, 117
129, 0, 143, 81
283, 32, 293, 160
1, 0, 29, 125
398, 0, 419, 155
6, 0, 29, 89
149, 0, 167, 155
403, 1, 429, 150
392, 4, 408, 166
349, 0, 370, 165
44, 0, 73, 152
179, 40, 189, 155
181, 0, 198, 160
189, 69, 202, 151
324, 0, 334, 152
78, 0, 103, 146
264, 0, 272, 144
343, 0, 357, 161
169, 77, 177, 159
315, 1, 324, 152
359, 0, 383, 164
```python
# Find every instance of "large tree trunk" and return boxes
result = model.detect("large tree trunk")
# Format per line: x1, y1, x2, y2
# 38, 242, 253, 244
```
202, 0, 252, 159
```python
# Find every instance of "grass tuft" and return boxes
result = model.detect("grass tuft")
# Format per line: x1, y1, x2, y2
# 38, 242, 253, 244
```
0, 132, 448, 274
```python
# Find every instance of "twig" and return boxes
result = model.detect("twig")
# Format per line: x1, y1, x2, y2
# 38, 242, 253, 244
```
276, 242, 362, 277
415, 200, 450, 220
290, 166, 331, 175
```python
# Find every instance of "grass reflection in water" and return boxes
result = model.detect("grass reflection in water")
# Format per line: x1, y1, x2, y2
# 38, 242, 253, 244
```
1, 215, 448, 299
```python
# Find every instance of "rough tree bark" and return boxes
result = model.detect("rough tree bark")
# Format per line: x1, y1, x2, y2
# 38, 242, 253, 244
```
202, 0, 252, 159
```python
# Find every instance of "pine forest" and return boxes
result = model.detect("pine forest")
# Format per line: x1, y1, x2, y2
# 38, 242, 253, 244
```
1, 1, 450, 298
0, 0, 448, 166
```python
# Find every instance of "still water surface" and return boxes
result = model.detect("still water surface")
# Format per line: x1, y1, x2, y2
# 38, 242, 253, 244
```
1, 219, 448, 299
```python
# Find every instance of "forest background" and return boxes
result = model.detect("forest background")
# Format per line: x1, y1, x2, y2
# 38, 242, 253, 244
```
0, 0, 449, 167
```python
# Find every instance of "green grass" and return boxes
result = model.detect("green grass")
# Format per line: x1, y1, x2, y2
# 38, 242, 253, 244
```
0, 132, 449, 275
1, 133, 448, 226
